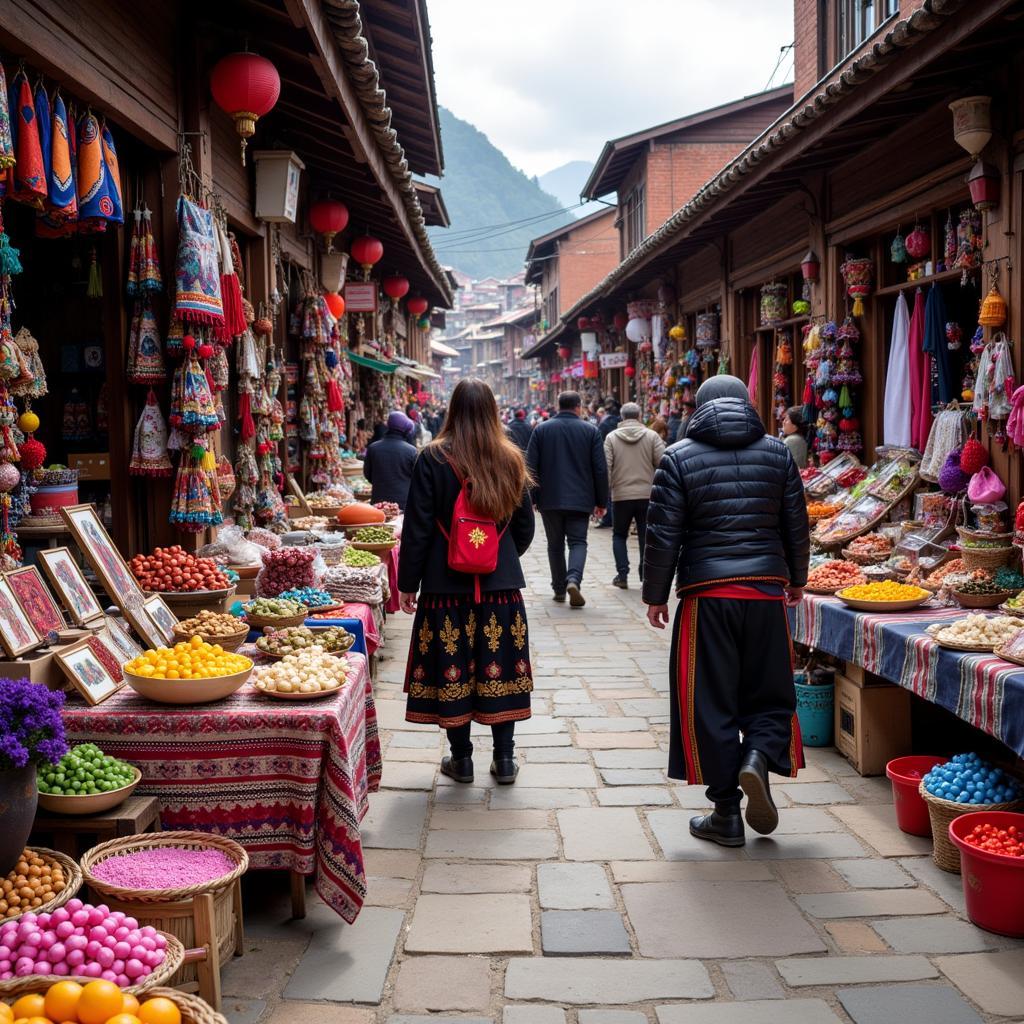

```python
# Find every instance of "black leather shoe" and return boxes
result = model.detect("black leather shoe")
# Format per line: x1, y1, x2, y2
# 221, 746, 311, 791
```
440, 755, 474, 784
490, 757, 519, 785
739, 749, 779, 835
689, 809, 745, 847
612, 576, 628, 589
553, 592, 566, 603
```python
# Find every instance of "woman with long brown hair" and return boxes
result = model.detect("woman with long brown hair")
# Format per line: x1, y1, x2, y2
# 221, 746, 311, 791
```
398, 378, 535, 784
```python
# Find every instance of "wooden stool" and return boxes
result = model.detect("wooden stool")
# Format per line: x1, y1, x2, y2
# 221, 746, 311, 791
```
32, 795, 162, 857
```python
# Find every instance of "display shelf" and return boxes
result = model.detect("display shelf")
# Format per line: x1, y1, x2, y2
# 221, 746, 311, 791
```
875, 266, 976, 296
753, 314, 811, 333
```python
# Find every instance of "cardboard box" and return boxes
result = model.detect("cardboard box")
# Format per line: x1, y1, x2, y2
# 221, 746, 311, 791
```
844, 662, 888, 687
835, 673, 911, 776
69, 453, 111, 480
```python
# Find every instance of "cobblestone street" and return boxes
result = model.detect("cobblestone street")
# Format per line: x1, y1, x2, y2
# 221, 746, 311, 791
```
226, 525, 1024, 1024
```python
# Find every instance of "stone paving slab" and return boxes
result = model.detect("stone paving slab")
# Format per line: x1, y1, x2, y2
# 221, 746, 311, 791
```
362, 791, 429, 850
422, 862, 533, 894
934, 950, 1024, 1016
836, 985, 983, 1024
719, 960, 785, 1000
611, 860, 774, 883
596, 785, 674, 806
405, 893, 533, 953
577, 1012, 647, 1024
870, 915, 998, 952
538, 862, 615, 908
593, 749, 668, 768
424, 828, 559, 860
832, 857, 915, 888
430, 808, 551, 830
576, 732, 658, 748
796, 889, 946, 918
488, 786, 592, 809
776, 782, 854, 804
830, 803, 932, 857
600, 768, 667, 785
540, 910, 631, 955
263, 1004, 372, 1024
655, 1001, 842, 1023
503, 1008, 565, 1024
504, 958, 714, 1003
558, 807, 656, 860
775, 954, 938, 985
744, 833, 869, 860
392, 956, 493, 1011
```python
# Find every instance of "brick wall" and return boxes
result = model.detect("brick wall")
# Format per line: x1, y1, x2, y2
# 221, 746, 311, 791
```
645, 142, 748, 233
557, 209, 619, 310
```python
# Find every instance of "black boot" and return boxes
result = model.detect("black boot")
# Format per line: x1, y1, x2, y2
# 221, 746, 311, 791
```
490, 756, 519, 785
689, 805, 745, 847
738, 749, 778, 835
440, 755, 474, 784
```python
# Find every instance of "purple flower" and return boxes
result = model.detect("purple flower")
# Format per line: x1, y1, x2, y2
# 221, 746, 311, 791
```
0, 677, 67, 771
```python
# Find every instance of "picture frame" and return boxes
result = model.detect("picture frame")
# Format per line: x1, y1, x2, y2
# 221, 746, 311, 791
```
55, 638, 123, 706
285, 474, 312, 516
101, 617, 143, 663
125, 602, 166, 652
6, 566, 65, 637
60, 504, 143, 612
0, 573, 43, 657
38, 547, 105, 628
142, 595, 178, 647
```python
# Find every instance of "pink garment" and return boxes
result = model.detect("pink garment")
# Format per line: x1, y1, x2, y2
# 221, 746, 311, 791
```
908, 289, 932, 450
747, 344, 760, 403
1007, 385, 1024, 447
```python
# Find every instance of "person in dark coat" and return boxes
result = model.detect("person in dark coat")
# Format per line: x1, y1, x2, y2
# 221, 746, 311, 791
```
399, 378, 535, 785
506, 408, 532, 452
526, 391, 609, 608
596, 400, 621, 527
643, 375, 810, 848
364, 411, 418, 509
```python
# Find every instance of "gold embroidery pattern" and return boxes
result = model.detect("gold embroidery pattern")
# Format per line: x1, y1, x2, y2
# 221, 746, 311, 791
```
440, 679, 472, 701
484, 613, 503, 652
440, 615, 461, 656
511, 611, 527, 650
468, 526, 488, 549
465, 610, 477, 647
476, 675, 533, 698
418, 620, 434, 656
408, 681, 437, 700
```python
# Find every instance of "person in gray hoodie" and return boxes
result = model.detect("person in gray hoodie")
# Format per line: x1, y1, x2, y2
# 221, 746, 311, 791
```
603, 403, 665, 588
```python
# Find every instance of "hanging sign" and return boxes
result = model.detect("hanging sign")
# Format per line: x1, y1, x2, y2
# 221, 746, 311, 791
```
600, 351, 629, 369
344, 282, 378, 313
583, 359, 599, 379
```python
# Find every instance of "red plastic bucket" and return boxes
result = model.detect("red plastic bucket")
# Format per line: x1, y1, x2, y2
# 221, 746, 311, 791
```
886, 755, 947, 836
949, 811, 1024, 937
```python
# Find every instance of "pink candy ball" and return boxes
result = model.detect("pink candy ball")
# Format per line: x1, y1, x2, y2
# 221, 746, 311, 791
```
114, 926, 130, 941
56, 921, 75, 940
71, 909, 90, 927
87, 906, 106, 926
66, 949, 86, 968
15, 958, 35, 976
49, 941, 66, 961
89, 925, 107, 942
33, 960, 50, 974
112, 959, 125, 974
86, 940, 102, 958
52, 961, 70, 976
66, 898, 84, 912
38, 931, 56, 950
51, 907, 70, 924
82, 962, 102, 978
67, 935, 88, 952
100, 969, 118, 982
154, 934, 167, 950
96, 946, 115, 968
124, 958, 146, 978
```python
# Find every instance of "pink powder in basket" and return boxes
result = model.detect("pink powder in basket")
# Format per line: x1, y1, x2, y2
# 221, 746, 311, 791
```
92, 848, 236, 889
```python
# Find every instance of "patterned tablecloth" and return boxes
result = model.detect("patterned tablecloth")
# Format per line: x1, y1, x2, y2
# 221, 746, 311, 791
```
789, 594, 1024, 757
61, 652, 382, 923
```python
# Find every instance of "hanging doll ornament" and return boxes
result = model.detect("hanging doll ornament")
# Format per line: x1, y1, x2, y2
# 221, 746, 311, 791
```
170, 338, 219, 432
129, 390, 173, 477
126, 204, 163, 296
169, 442, 223, 531
890, 229, 907, 264
840, 257, 873, 317
126, 297, 165, 384
943, 212, 956, 269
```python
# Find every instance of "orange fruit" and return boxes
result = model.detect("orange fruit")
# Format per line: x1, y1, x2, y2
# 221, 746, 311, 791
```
104, 1015, 143, 1024
9, 996, 44, 1021
22, 1018, 52, 1024
44, 980, 83, 1022
76, 980, 124, 1024
121, 994, 141, 1015
137, 997, 181, 1024
0, 1005, 13, 1021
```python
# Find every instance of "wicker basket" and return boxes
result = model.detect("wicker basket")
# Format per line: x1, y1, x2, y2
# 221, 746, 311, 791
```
3, 847, 83, 921
80, 831, 248, 998
958, 526, 1013, 544
961, 545, 1017, 570
951, 589, 1016, 609
172, 623, 250, 652
919, 781, 1023, 873
0, 932, 184, 998
841, 546, 891, 566
244, 610, 308, 629
153, 588, 236, 619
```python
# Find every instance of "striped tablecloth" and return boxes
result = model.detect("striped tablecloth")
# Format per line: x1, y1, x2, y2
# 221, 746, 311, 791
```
789, 595, 1024, 757
61, 652, 382, 922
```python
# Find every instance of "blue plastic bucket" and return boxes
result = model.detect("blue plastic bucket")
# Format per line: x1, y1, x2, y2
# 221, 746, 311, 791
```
795, 680, 834, 747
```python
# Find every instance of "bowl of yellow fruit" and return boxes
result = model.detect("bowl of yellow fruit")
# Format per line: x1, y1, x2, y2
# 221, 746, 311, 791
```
123, 636, 253, 704
834, 580, 931, 613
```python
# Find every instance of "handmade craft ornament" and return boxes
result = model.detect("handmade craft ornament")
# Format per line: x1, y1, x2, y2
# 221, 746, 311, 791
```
170, 446, 224, 530
129, 390, 173, 477
905, 224, 931, 260
8, 73, 46, 207
18, 435, 45, 470
174, 195, 225, 328
11, 327, 46, 398
45, 92, 76, 223
890, 231, 907, 264
979, 284, 1007, 327
217, 218, 246, 338
127, 297, 166, 384
840, 257, 873, 316
76, 113, 123, 228
946, 322, 962, 351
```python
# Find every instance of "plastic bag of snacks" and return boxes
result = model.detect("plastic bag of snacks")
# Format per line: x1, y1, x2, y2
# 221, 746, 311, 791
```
216, 524, 265, 566
247, 526, 282, 551
256, 545, 322, 597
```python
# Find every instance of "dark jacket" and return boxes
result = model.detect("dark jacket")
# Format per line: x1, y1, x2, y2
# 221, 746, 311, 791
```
526, 411, 609, 513
397, 447, 535, 594
599, 412, 621, 440
364, 429, 418, 509
666, 413, 683, 445
642, 397, 809, 604
506, 418, 532, 452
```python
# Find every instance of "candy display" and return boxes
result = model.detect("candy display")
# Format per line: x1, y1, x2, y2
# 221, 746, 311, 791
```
255, 546, 319, 598
0, 899, 168, 983
1, 850, 68, 920
37, 745, 135, 797
373, 501, 400, 520
959, 821, 1023, 858
350, 525, 395, 544
173, 610, 245, 638
129, 547, 230, 593
927, 615, 1022, 648
252, 646, 350, 694
276, 587, 334, 609
342, 547, 380, 568
806, 560, 865, 593
242, 597, 307, 619
305, 492, 343, 511
837, 581, 929, 602
90, 848, 235, 890
322, 564, 384, 604
923, 752, 1022, 805
124, 638, 251, 680
806, 500, 844, 520
4, 983, 182, 1024
256, 625, 353, 657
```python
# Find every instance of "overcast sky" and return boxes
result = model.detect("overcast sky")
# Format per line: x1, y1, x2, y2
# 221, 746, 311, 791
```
427, 0, 795, 179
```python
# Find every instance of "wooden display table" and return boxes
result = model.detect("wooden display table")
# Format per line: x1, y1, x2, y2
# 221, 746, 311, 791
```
32, 794, 162, 856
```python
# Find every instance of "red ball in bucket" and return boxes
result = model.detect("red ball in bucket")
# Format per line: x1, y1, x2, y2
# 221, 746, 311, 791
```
949, 811, 1024, 937
886, 755, 948, 836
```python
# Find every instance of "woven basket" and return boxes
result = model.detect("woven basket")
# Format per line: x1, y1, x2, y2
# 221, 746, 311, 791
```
172, 623, 250, 652
962, 545, 1016, 570
3, 847, 83, 922
919, 782, 1023, 873
841, 546, 891, 566
958, 526, 1013, 544
951, 589, 1016, 609
139, 987, 228, 1024
80, 831, 248, 990
0, 932, 184, 997
245, 610, 307, 629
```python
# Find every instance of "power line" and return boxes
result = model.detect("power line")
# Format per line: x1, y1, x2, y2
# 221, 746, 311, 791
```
765, 42, 795, 91
433, 201, 588, 241
433, 206, 586, 250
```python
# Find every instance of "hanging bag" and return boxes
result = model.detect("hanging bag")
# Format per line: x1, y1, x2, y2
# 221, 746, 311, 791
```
967, 466, 1006, 504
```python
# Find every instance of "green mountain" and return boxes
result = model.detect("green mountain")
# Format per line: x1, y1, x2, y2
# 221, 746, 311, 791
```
424, 107, 574, 280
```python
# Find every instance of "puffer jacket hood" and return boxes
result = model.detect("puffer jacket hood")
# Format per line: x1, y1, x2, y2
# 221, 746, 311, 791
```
685, 396, 765, 449
615, 421, 649, 444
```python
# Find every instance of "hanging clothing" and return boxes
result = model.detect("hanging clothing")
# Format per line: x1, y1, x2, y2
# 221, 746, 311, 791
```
908, 289, 931, 451
883, 292, 912, 447
923, 284, 954, 405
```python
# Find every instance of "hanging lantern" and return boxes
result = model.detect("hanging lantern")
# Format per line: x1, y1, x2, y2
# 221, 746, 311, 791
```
382, 275, 410, 301
967, 161, 1001, 211
625, 317, 651, 344
406, 296, 430, 317
904, 224, 931, 260
624, 364, 636, 378
324, 291, 346, 319
417, 315, 431, 330
209, 53, 281, 165
800, 250, 820, 283
557, 345, 571, 360
351, 235, 384, 276
576, 316, 592, 331
612, 312, 628, 333
949, 96, 993, 160
309, 199, 349, 253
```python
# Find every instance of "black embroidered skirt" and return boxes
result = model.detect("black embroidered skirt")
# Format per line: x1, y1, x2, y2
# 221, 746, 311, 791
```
404, 590, 533, 727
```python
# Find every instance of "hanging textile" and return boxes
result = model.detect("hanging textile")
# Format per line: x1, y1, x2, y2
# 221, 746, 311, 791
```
76, 112, 123, 228
922, 285, 955, 405
0, 63, 14, 170
883, 292, 912, 447
99, 122, 123, 222
174, 196, 225, 327
908, 289, 931, 451
747, 344, 759, 403
139, 207, 162, 292
46, 92, 76, 221
127, 298, 165, 384
33, 83, 51, 204
8, 73, 45, 207
129, 390, 172, 476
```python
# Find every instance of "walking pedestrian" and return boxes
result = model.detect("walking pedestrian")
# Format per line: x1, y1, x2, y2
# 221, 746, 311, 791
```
398, 378, 536, 785
604, 402, 665, 589
649, 417, 669, 442
526, 390, 608, 608
506, 408, 533, 452
596, 400, 621, 528
643, 375, 809, 847
364, 411, 418, 510
781, 406, 809, 468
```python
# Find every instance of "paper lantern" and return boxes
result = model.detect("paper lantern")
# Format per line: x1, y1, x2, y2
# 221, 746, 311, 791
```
351, 235, 384, 274
949, 96, 992, 160
625, 317, 650, 344
557, 345, 571, 360
613, 312, 628, 332
968, 161, 1001, 211
309, 199, 349, 252
800, 250, 820, 283
209, 53, 281, 165
624, 364, 636, 378
382, 275, 410, 301
905, 225, 931, 260
407, 296, 429, 317
324, 291, 346, 319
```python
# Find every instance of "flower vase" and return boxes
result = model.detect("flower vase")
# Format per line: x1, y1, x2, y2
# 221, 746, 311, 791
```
0, 764, 38, 874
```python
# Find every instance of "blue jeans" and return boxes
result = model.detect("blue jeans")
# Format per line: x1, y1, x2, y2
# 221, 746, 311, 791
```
541, 510, 589, 592
612, 499, 649, 579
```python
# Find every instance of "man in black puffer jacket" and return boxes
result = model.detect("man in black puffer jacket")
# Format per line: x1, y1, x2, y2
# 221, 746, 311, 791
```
643, 375, 809, 848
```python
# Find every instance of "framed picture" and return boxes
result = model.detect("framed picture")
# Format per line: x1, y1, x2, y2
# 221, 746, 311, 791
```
285, 475, 312, 515
125, 602, 166, 652
55, 638, 123, 706
61, 504, 143, 610
101, 617, 143, 663
0, 574, 43, 657
6, 566, 65, 636
38, 547, 105, 627
143, 595, 178, 646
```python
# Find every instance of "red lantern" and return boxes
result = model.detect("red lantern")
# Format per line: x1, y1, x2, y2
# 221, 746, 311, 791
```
351, 235, 384, 275
382, 275, 410, 301
624, 364, 636, 378
309, 199, 349, 253
968, 160, 1001, 211
576, 316, 591, 331
613, 312, 628, 332
209, 53, 280, 165
800, 249, 820, 283
905, 224, 931, 260
406, 296, 429, 317
324, 291, 346, 319
557, 345, 571, 360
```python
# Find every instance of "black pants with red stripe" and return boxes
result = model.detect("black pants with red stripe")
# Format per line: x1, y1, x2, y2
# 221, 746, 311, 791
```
667, 592, 804, 808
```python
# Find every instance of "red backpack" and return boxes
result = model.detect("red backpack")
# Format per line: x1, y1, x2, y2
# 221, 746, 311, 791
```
437, 460, 507, 601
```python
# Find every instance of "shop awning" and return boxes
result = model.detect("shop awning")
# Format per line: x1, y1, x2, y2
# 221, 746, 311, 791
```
346, 351, 398, 374
394, 357, 441, 380
431, 338, 460, 358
